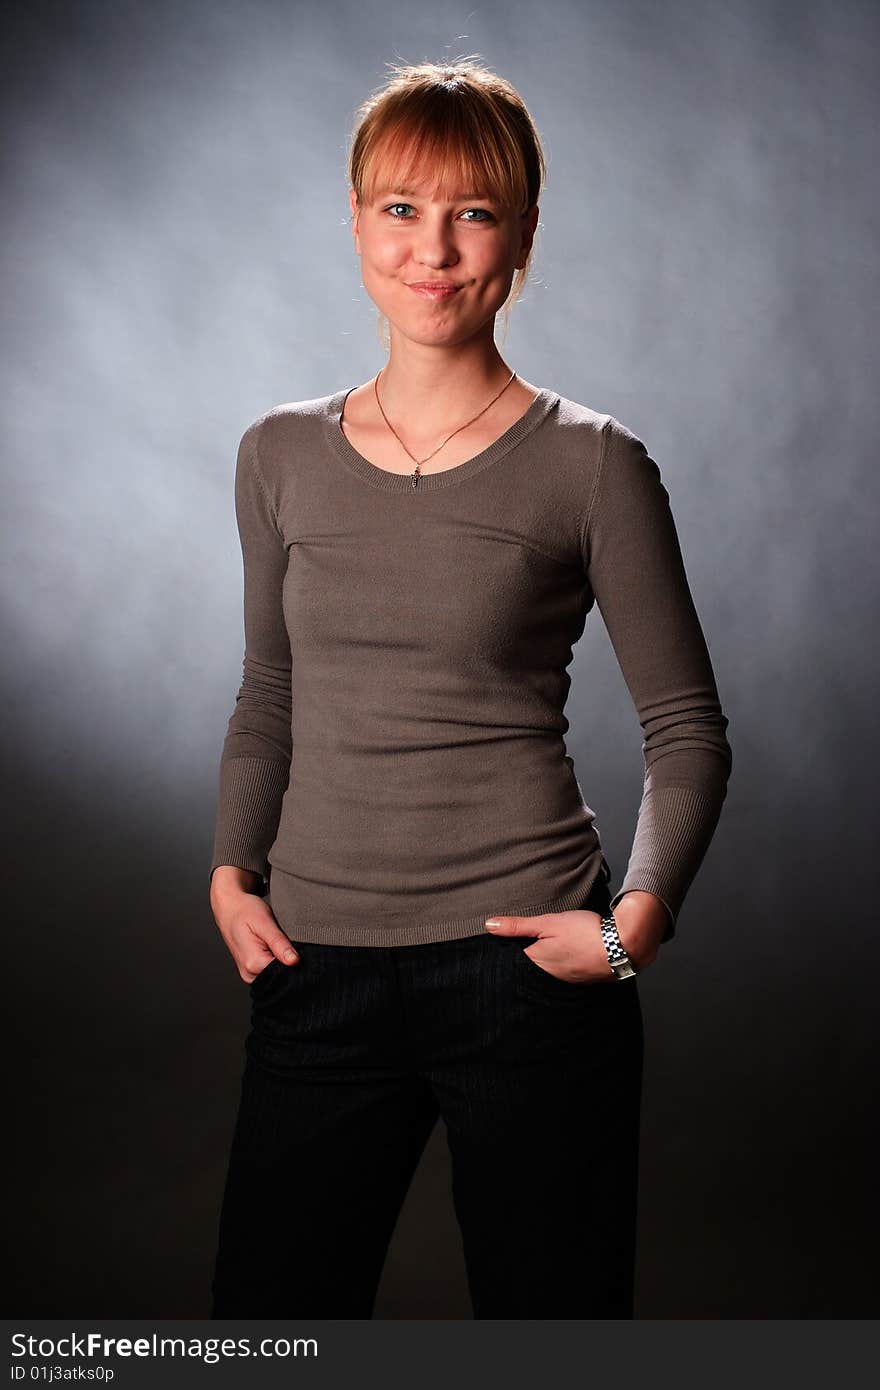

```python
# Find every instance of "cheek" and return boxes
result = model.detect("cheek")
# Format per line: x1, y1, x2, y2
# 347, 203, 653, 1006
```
468, 242, 518, 280
358, 236, 403, 274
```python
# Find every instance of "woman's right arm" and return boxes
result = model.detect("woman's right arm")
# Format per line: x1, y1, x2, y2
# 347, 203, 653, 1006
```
209, 420, 295, 979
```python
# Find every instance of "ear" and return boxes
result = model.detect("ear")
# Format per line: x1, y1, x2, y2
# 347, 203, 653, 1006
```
349, 187, 361, 255
516, 203, 540, 269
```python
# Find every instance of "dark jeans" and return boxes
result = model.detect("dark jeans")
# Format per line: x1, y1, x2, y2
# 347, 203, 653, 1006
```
210, 867, 644, 1319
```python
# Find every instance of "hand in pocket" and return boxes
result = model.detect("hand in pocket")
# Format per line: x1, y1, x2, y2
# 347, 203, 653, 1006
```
211, 884, 300, 984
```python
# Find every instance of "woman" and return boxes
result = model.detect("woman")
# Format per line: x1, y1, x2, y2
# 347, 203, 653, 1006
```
208, 57, 732, 1320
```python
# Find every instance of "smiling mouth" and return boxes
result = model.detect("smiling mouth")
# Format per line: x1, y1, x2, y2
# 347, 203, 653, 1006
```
406, 282, 462, 299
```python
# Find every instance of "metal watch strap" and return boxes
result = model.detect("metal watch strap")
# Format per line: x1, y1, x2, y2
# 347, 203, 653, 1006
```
599, 912, 638, 981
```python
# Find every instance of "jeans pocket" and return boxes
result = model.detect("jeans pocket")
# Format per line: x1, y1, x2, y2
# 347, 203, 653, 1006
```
512, 874, 613, 997
514, 940, 602, 996
249, 939, 305, 1008
249, 957, 282, 995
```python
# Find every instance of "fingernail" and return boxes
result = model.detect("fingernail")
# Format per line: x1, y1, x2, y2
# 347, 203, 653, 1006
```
284, 948, 298, 961
485, 918, 502, 928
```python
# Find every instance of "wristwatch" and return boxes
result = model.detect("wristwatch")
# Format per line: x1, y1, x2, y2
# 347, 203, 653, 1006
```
599, 912, 638, 981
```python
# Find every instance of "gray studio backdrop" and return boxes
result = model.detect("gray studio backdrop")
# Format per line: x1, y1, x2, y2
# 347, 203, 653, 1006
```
4, 0, 877, 1317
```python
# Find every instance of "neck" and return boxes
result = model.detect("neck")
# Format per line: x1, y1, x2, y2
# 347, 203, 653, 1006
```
376, 337, 516, 425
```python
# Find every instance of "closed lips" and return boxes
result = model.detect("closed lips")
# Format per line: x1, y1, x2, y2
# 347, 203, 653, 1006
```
407, 282, 462, 300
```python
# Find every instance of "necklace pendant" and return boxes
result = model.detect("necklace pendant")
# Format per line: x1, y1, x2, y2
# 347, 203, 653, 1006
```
373, 365, 519, 493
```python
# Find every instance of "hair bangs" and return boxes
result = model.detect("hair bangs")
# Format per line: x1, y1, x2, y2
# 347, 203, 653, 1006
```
357, 112, 528, 215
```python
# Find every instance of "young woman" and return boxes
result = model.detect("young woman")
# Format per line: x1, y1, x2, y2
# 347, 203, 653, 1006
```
207, 57, 732, 1320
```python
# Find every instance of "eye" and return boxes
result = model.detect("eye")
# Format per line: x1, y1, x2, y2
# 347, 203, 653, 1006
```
381, 203, 497, 223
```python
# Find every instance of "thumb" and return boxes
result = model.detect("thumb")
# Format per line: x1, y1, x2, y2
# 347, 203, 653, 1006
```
253, 926, 299, 963
271, 932, 299, 963
484, 915, 532, 936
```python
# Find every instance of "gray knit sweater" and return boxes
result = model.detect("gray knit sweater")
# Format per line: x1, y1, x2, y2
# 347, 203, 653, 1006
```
210, 386, 732, 947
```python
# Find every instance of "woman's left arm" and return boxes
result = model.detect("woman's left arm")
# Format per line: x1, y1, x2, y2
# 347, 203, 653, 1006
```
580, 415, 734, 950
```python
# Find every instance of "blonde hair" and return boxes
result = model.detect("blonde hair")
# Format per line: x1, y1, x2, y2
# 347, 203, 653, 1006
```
346, 56, 547, 351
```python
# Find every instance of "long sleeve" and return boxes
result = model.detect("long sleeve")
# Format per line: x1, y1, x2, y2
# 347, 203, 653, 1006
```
209, 421, 292, 886
581, 415, 732, 943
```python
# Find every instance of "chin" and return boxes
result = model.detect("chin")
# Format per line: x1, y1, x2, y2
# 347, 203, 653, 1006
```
398, 324, 472, 349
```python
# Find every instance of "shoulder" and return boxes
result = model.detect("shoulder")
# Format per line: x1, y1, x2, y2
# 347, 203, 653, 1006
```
540, 392, 658, 510
548, 390, 610, 442
527, 392, 608, 504
239, 391, 337, 457
550, 391, 649, 457
232, 391, 340, 504
577, 408, 670, 541
545, 392, 652, 474
541, 395, 667, 542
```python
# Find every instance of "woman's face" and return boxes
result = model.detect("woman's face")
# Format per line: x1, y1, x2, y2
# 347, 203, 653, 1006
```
349, 170, 538, 348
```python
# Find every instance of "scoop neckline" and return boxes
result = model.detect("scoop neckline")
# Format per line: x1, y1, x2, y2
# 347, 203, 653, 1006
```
324, 384, 560, 492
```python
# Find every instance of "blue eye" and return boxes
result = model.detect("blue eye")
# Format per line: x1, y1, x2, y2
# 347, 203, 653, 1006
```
382, 204, 496, 223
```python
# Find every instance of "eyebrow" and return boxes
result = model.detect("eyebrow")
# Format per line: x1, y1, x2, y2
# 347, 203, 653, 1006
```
375, 187, 497, 201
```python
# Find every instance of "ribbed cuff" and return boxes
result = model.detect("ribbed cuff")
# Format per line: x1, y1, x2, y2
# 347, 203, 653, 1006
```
209, 755, 291, 883
610, 783, 724, 943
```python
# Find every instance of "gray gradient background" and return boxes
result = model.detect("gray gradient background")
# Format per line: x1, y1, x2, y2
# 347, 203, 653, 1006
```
4, 0, 877, 1318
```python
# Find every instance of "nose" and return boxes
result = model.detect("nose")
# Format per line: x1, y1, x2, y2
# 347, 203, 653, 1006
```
412, 213, 460, 271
